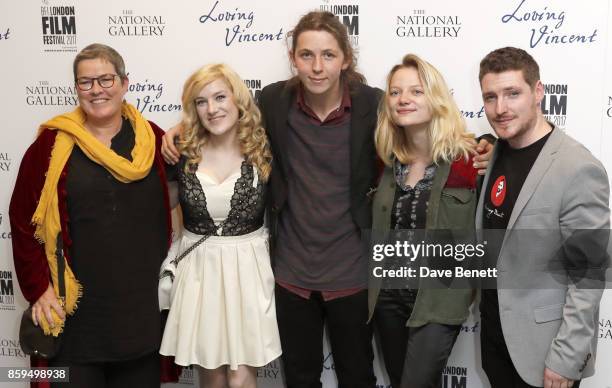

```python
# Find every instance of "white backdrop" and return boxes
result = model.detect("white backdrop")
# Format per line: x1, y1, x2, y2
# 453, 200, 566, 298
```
1, 1, 611, 387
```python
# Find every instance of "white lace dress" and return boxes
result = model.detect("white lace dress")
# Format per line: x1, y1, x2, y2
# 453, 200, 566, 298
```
159, 161, 281, 370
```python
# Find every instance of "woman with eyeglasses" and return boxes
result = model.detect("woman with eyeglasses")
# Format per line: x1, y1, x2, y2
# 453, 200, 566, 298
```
10, 43, 173, 387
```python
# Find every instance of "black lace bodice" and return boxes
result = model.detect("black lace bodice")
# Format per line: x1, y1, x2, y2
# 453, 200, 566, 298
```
177, 159, 266, 236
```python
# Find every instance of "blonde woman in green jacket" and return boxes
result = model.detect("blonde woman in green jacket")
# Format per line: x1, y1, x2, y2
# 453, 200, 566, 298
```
368, 54, 482, 388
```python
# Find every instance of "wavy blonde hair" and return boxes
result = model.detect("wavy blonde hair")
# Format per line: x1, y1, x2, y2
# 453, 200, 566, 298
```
178, 64, 272, 181
375, 54, 474, 166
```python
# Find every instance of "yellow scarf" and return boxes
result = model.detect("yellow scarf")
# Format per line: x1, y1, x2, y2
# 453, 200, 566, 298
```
32, 102, 155, 336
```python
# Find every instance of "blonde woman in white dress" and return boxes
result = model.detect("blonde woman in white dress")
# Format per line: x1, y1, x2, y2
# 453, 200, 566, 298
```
159, 64, 280, 388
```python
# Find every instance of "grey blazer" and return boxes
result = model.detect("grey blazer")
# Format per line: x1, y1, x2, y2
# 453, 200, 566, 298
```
476, 127, 610, 385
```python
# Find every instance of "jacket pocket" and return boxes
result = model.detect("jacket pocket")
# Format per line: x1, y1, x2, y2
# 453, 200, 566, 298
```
533, 303, 564, 323
437, 188, 476, 230
441, 188, 474, 204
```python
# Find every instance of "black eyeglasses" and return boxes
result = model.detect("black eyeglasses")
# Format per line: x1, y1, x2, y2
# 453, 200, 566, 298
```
75, 74, 119, 91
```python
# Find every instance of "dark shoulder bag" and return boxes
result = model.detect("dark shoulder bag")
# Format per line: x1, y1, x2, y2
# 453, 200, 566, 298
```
19, 234, 65, 359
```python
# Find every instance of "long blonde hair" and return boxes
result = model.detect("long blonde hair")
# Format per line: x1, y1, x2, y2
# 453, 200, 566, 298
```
178, 63, 272, 181
375, 54, 474, 166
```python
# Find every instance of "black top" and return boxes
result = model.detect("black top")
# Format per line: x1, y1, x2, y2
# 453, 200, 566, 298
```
482, 130, 553, 230
176, 158, 266, 236
382, 161, 436, 293
480, 128, 553, 324
391, 161, 436, 230
62, 118, 168, 362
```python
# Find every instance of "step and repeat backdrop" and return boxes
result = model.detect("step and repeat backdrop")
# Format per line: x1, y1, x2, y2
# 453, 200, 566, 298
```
1, 0, 612, 387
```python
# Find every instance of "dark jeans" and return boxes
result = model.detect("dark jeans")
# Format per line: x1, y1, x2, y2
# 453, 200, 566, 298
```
374, 289, 460, 388
49, 352, 160, 388
275, 286, 376, 388
481, 316, 581, 388
373, 289, 412, 387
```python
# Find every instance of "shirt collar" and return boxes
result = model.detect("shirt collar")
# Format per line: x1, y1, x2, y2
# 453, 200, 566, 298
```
296, 82, 351, 123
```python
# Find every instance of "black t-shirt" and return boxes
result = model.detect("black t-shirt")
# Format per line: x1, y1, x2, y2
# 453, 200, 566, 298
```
61, 118, 168, 362
480, 128, 553, 325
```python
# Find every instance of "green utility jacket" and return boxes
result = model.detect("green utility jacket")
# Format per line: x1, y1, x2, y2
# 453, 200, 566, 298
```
368, 160, 477, 327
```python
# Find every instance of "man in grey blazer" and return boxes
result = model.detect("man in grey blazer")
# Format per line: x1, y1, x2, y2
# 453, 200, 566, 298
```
476, 47, 610, 388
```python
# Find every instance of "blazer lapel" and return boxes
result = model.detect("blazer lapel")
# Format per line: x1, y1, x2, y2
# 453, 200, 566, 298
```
273, 86, 294, 177
349, 87, 374, 175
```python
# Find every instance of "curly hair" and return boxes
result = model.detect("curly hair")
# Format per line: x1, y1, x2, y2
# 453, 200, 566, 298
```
375, 54, 474, 166
178, 64, 272, 181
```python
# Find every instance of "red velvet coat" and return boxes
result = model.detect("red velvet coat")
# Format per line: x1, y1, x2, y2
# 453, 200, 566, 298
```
9, 122, 179, 387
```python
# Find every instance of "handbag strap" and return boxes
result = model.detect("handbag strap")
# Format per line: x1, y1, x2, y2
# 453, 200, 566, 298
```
160, 233, 210, 281
170, 234, 210, 266
55, 233, 66, 305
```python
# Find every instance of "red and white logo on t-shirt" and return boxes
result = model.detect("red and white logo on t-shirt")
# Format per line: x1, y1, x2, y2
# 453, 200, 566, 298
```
490, 175, 506, 207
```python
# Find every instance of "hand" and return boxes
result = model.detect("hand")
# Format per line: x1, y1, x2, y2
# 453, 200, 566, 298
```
544, 367, 574, 388
473, 138, 493, 175
161, 123, 183, 165
32, 283, 65, 329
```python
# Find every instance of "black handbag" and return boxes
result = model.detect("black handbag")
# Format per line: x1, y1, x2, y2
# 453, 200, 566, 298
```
19, 234, 65, 359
